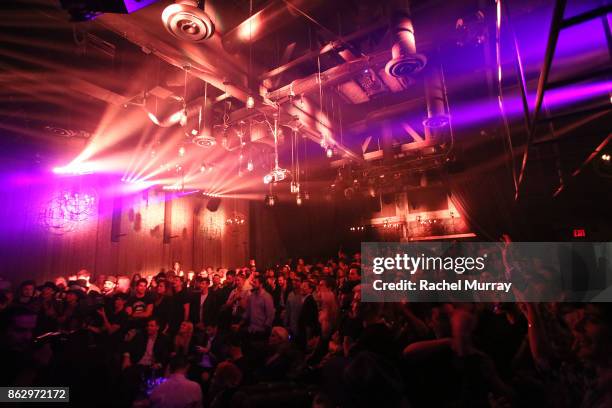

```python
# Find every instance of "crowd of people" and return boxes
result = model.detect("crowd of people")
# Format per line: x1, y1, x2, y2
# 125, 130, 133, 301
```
0, 246, 611, 408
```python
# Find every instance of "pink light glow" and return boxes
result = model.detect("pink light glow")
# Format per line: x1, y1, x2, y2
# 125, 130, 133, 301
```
238, 14, 260, 41
53, 162, 96, 175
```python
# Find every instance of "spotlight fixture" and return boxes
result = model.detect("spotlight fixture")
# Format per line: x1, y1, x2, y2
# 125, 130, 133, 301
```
162, 0, 215, 42
326, 146, 334, 158
296, 194, 302, 206
290, 181, 300, 194
246, 95, 255, 109
602, 153, 611, 162
264, 194, 277, 207
145, 108, 185, 128
263, 167, 290, 184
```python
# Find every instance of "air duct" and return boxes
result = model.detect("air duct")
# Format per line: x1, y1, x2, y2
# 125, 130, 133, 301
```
422, 66, 449, 138
385, 0, 426, 78
162, 0, 215, 42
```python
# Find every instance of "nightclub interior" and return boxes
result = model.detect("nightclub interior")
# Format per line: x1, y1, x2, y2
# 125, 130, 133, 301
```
0, 0, 611, 407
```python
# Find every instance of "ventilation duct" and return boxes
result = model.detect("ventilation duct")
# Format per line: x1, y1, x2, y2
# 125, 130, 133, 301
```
422, 66, 449, 138
162, 0, 215, 42
385, 0, 426, 78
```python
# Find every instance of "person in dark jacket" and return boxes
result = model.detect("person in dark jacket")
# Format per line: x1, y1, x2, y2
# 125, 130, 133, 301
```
297, 280, 320, 349
123, 318, 171, 369
190, 277, 219, 330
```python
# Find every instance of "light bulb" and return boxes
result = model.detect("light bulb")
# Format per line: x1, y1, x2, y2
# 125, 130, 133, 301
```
326, 146, 333, 158
246, 96, 255, 109
296, 194, 302, 206
263, 173, 273, 184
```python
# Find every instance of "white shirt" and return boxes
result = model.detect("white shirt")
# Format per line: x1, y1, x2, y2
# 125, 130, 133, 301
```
138, 334, 157, 366
150, 373, 202, 408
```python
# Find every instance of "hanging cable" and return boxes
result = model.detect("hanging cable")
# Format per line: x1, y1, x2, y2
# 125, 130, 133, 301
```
317, 55, 326, 148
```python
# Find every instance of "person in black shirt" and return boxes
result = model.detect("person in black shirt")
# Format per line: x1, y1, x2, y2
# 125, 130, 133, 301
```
126, 279, 154, 330
153, 280, 173, 334
218, 271, 235, 305
36, 282, 59, 334
168, 277, 190, 336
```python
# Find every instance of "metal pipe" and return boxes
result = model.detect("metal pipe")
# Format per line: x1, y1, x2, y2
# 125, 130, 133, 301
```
259, 21, 388, 80
267, 50, 389, 102
422, 65, 447, 139
561, 4, 612, 29
222, 0, 323, 54
553, 132, 612, 197
515, 0, 567, 200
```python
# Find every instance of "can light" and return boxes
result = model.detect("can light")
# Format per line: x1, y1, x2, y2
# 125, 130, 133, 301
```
246, 95, 255, 109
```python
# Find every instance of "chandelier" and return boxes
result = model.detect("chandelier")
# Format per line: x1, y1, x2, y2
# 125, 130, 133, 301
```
40, 190, 97, 234
225, 212, 246, 226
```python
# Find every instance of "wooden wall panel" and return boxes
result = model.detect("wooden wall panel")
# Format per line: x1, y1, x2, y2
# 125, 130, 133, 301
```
0, 180, 250, 285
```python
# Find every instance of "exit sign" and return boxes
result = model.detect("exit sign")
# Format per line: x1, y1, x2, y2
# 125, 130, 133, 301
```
573, 228, 586, 238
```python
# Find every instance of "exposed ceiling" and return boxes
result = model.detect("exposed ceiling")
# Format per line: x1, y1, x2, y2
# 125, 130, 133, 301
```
0, 0, 610, 205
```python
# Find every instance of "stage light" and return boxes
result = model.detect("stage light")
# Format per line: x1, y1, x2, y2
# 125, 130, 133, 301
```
178, 146, 186, 157
326, 146, 334, 158
263, 167, 290, 184
246, 95, 255, 109
200, 164, 206, 173
296, 194, 302, 206
53, 162, 95, 175
146, 109, 185, 128
602, 153, 611, 162
247, 160, 254, 172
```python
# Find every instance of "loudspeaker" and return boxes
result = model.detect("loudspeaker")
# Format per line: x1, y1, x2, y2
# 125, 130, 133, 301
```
163, 193, 173, 244
206, 197, 221, 212
111, 197, 122, 242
